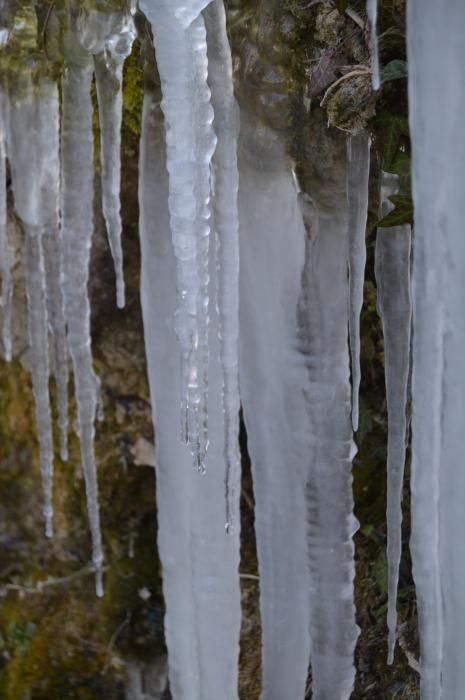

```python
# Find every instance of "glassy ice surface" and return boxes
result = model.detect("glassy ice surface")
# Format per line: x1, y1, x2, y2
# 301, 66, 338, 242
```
375, 173, 412, 665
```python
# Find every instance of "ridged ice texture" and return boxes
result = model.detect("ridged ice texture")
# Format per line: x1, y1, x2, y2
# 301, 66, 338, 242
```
298, 187, 359, 699
375, 172, 411, 665
81, 10, 135, 308
204, 0, 241, 532
408, 1, 465, 697
61, 24, 103, 596
140, 1, 217, 471
347, 132, 370, 432
138, 75, 240, 700
239, 120, 311, 700
367, 0, 380, 90
0, 88, 12, 361
7, 77, 60, 537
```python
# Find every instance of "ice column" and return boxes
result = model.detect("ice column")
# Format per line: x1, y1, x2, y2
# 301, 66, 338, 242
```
139, 0, 216, 471
408, 1, 465, 697
8, 76, 60, 537
238, 116, 311, 700
367, 0, 380, 90
138, 61, 240, 700
61, 22, 103, 595
347, 132, 370, 432
204, 0, 241, 531
375, 172, 411, 664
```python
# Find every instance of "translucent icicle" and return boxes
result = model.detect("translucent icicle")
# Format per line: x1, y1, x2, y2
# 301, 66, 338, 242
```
204, 0, 241, 532
375, 172, 411, 665
61, 23, 103, 596
138, 65, 240, 700
7, 77, 60, 537
140, 1, 216, 470
0, 88, 12, 362
24, 226, 55, 537
347, 132, 370, 432
299, 178, 359, 697
238, 116, 311, 700
43, 228, 69, 462
408, 1, 465, 697
92, 14, 135, 308
367, 0, 380, 90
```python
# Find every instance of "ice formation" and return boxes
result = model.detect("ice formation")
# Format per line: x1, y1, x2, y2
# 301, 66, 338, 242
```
347, 132, 370, 432
408, 1, 465, 696
367, 0, 380, 90
3, 0, 465, 698
375, 173, 412, 664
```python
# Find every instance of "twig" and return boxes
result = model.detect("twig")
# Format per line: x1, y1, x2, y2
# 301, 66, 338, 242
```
239, 573, 259, 582
101, 612, 131, 676
0, 564, 108, 596
320, 66, 371, 107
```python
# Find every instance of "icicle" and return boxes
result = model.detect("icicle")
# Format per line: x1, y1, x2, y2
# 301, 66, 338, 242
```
80, 10, 135, 309
367, 0, 380, 91
204, 0, 241, 533
238, 113, 311, 700
0, 87, 12, 362
42, 228, 69, 462
140, 1, 216, 471
7, 76, 60, 538
408, 1, 465, 697
138, 55, 240, 700
61, 20, 103, 596
299, 157, 359, 699
375, 172, 411, 665
347, 132, 370, 432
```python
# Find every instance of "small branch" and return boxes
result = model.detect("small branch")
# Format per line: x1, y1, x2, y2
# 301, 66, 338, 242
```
101, 612, 131, 676
239, 573, 259, 582
320, 66, 371, 107
345, 7, 365, 30
0, 565, 107, 597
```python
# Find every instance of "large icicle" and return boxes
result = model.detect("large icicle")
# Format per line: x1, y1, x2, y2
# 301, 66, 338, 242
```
61, 21, 103, 596
298, 153, 359, 699
375, 172, 411, 664
0, 87, 12, 362
347, 132, 370, 432
238, 114, 311, 700
78, 9, 136, 309
7, 76, 60, 537
140, 0, 216, 471
408, 1, 465, 697
138, 58, 241, 700
367, 0, 380, 90
204, 0, 241, 532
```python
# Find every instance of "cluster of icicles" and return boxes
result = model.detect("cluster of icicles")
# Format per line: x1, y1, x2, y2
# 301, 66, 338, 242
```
0, 0, 463, 697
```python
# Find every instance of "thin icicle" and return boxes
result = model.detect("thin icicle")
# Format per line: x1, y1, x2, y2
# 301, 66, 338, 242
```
367, 0, 380, 91
0, 88, 12, 362
7, 76, 60, 538
375, 172, 411, 665
140, 1, 216, 471
43, 228, 69, 462
347, 132, 370, 432
61, 20, 103, 596
204, 0, 241, 532
89, 12, 135, 308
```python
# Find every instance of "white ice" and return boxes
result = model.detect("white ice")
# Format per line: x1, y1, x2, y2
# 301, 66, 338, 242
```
367, 0, 380, 90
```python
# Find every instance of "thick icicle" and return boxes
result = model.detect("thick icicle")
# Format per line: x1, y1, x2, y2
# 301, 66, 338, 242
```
408, 1, 465, 697
238, 114, 311, 700
367, 0, 380, 91
7, 76, 60, 537
0, 87, 12, 362
298, 152, 359, 699
140, 0, 216, 471
375, 172, 411, 664
347, 132, 370, 432
61, 22, 103, 596
43, 228, 69, 462
138, 61, 240, 700
204, 0, 241, 532
79, 10, 135, 308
